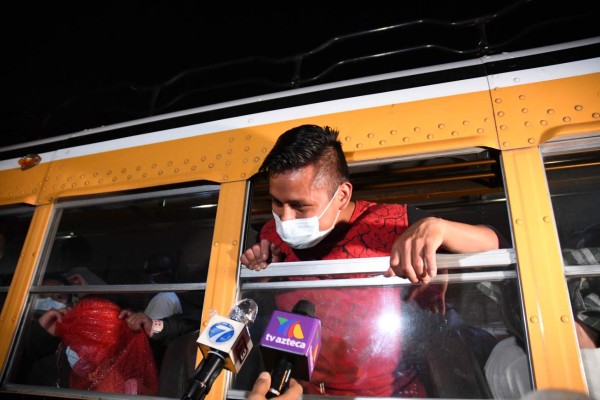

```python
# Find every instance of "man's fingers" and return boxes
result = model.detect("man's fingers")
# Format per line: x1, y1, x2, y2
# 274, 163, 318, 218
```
280, 378, 303, 400
247, 371, 270, 400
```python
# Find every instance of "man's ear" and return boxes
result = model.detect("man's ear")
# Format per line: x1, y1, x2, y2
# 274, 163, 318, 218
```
338, 181, 353, 209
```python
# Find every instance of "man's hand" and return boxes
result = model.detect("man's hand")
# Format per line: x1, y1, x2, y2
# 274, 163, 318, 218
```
38, 307, 71, 335
119, 310, 153, 336
385, 217, 500, 283
386, 217, 445, 283
247, 371, 303, 400
241, 239, 284, 271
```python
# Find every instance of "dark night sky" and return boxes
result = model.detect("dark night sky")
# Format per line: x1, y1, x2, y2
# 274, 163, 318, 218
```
1, 1, 599, 149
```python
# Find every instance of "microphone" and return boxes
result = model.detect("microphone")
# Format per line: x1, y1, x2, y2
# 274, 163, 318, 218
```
181, 298, 258, 400
260, 300, 321, 398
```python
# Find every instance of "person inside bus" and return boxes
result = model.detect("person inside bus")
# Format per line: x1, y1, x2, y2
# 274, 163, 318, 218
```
484, 227, 600, 400
240, 124, 502, 397
21, 271, 159, 395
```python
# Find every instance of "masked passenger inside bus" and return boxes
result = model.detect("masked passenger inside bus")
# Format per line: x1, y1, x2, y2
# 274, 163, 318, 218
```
16, 263, 159, 396
240, 124, 504, 397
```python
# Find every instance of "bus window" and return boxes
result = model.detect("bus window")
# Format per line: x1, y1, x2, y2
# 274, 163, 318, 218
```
3, 184, 218, 397
235, 147, 526, 398
542, 133, 600, 399
0, 206, 34, 310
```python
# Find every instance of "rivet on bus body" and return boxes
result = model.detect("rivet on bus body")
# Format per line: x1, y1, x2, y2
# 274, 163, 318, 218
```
540, 120, 548, 126
463, 120, 470, 126
593, 113, 600, 119
216, 154, 222, 159
121, 168, 126, 173
379, 140, 386, 145
136, 166, 141, 171
530, 316, 538, 324
521, 108, 528, 113
525, 121, 532, 127
519, 95, 526, 100
174, 168, 180, 173
543, 216, 551, 223
528, 138, 535, 144
389, 130, 397, 135
241, 173, 246, 178
500, 125, 507, 130
513, 77, 520, 83
403, 137, 409, 142
184, 159, 189, 164
516, 219, 523, 225
413, 127, 420, 132
367, 133, 374, 138
502, 142, 509, 147
497, 111, 505, 117
232, 240, 238, 246
208, 163, 215, 168
244, 146, 250, 151
72, 183, 77, 187
167, 161, 173, 166
477, 128, 484, 133
158, 171, 163, 176
227, 149, 232, 155
127, 175, 132, 180
438, 124, 445, 129
214, 242, 219, 247
574, 105, 583, 111
151, 163, 157, 169
356, 143, 363, 148
452, 131, 459, 136
191, 166, 197, 171
203, 320, 209, 327
223, 175, 228, 181
12, 316, 16, 322
243, 159, 248, 163
253, 157, 260, 162
563, 116, 571, 122
225, 161, 230, 167
547, 109, 555, 115
494, 98, 502, 104
229, 137, 235, 143
246, 135, 251, 140
345, 136, 351, 141
248, 118, 254, 123
561, 315, 569, 323
142, 173, 147, 177
201, 156, 207, 161
427, 134, 433, 139
112, 177, 117, 182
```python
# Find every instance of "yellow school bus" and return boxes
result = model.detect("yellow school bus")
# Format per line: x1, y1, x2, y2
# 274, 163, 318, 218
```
0, 24, 599, 400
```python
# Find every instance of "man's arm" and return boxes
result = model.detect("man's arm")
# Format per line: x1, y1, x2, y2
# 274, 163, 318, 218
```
387, 217, 500, 283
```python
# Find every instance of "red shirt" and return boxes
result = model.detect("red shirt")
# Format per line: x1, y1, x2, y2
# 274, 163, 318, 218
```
260, 200, 427, 397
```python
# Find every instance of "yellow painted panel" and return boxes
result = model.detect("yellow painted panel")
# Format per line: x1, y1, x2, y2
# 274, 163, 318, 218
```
502, 147, 586, 393
198, 181, 248, 400
0, 88, 499, 207
0, 204, 54, 373
0, 163, 50, 206
494, 73, 600, 149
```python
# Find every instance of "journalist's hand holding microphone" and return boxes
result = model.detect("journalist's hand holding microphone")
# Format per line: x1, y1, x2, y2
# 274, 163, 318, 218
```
248, 372, 302, 400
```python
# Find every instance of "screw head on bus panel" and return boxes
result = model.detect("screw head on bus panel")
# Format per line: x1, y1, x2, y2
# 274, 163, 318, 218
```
18, 154, 41, 170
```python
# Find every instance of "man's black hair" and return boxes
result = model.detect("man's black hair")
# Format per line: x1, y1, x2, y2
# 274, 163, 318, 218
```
259, 124, 349, 193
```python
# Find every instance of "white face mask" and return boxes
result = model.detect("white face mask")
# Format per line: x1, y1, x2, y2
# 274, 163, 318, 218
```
34, 297, 67, 311
274, 187, 341, 249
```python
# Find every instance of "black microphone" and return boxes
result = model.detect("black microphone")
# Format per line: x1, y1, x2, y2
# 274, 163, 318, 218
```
181, 298, 258, 400
260, 300, 321, 398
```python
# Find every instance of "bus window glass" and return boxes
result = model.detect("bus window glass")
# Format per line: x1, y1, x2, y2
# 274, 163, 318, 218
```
235, 278, 524, 398
238, 148, 528, 398
4, 185, 217, 397
0, 206, 34, 310
542, 136, 600, 399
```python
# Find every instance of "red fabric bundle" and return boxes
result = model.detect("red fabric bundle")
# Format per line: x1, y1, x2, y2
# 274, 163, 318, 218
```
55, 297, 158, 395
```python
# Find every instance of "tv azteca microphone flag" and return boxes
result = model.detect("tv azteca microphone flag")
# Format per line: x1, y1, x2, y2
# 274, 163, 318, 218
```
260, 309, 321, 380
